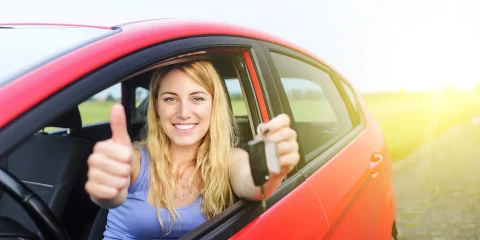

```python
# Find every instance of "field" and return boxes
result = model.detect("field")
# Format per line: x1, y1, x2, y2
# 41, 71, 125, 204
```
78, 90, 480, 162
362, 90, 480, 161
393, 113, 480, 239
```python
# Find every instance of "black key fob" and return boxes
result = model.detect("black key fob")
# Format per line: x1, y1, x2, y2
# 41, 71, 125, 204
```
248, 139, 270, 186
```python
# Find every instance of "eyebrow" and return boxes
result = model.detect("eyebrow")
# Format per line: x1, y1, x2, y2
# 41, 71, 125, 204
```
161, 91, 208, 96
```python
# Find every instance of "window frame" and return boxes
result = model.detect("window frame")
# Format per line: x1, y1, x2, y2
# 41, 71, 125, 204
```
258, 41, 366, 177
333, 72, 364, 127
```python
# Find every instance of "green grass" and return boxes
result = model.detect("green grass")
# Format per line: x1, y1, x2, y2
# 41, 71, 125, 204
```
75, 90, 480, 162
78, 101, 120, 125
363, 90, 480, 161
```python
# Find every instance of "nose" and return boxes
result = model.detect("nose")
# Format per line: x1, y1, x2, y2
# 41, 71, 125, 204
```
177, 101, 191, 119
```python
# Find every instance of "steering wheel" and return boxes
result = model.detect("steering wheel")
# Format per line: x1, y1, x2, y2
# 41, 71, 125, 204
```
0, 167, 70, 240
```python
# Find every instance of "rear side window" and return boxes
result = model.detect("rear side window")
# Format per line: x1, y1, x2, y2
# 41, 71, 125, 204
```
270, 52, 353, 160
224, 78, 248, 116
79, 83, 122, 126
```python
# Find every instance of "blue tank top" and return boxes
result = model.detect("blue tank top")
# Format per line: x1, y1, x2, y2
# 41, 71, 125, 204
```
103, 146, 207, 240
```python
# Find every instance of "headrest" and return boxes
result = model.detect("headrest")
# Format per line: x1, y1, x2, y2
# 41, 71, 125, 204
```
48, 106, 82, 129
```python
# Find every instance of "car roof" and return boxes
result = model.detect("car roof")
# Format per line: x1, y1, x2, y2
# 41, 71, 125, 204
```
0, 18, 336, 128
1, 18, 332, 74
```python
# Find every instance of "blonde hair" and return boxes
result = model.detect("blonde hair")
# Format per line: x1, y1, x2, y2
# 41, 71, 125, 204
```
138, 60, 236, 232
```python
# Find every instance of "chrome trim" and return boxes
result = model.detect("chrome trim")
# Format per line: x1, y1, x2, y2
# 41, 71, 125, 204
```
21, 180, 53, 188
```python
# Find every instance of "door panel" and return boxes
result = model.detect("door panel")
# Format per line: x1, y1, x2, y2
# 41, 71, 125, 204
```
230, 49, 329, 240
306, 127, 389, 239
231, 181, 329, 239
258, 41, 393, 239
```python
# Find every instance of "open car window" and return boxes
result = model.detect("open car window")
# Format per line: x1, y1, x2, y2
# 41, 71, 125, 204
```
79, 83, 122, 126
125, 53, 259, 152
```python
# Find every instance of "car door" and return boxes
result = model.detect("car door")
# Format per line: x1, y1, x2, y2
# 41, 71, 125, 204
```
220, 43, 330, 240
260, 41, 393, 239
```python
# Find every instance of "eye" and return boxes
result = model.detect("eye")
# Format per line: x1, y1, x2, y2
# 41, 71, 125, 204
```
164, 97, 177, 102
193, 97, 205, 102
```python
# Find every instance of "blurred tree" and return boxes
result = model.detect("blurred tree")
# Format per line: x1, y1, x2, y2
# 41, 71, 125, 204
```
288, 89, 303, 100
230, 93, 243, 101
106, 94, 115, 102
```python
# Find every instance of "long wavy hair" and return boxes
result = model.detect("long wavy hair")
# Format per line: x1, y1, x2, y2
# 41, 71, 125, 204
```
137, 60, 236, 232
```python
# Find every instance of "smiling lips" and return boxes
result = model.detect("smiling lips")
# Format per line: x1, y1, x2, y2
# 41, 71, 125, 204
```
173, 123, 197, 131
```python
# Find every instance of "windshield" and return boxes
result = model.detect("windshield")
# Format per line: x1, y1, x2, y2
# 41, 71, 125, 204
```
0, 25, 117, 86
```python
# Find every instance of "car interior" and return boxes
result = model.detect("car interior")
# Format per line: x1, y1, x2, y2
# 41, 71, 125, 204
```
0, 54, 257, 239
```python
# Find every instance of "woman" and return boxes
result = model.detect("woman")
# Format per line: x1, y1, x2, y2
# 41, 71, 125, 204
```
85, 60, 300, 239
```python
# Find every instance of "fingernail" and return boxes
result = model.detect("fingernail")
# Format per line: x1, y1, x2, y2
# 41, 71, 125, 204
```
263, 128, 270, 134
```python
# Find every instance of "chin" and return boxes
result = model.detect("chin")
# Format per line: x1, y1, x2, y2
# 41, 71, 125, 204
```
170, 137, 202, 147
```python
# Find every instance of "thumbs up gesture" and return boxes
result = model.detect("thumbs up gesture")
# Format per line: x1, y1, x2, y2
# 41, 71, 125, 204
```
85, 104, 134, 204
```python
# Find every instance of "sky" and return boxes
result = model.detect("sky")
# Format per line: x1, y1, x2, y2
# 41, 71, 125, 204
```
1, 0, 480, 93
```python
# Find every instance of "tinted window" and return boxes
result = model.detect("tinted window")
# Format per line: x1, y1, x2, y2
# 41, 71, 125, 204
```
270, 52, 353, 160
0, 26, 115, 86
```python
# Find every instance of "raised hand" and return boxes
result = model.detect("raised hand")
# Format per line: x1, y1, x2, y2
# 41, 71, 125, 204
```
85, 104, 133, 202
260, 113, 300, 176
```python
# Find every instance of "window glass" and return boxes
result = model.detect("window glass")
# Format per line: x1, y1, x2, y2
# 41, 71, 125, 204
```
0, 26, 115, 86
225, 78, 248, 116
340, 80, 360, 120
134, 87, 149, 122
79, 83, 121, 126
270, 52, 353, 159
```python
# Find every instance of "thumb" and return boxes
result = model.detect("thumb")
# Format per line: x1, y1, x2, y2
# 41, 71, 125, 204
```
110, 104, 131, 147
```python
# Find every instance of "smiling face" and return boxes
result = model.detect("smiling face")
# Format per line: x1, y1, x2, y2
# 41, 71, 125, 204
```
156, 68, 213, 147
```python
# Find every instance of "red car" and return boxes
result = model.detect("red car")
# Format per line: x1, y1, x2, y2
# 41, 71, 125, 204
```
0, 19, 397, 240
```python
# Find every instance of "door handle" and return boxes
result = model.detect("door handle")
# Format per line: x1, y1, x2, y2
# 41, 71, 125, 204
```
370, 153, 383, 178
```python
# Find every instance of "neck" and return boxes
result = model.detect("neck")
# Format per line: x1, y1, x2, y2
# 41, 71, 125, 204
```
169, 141, 200, 167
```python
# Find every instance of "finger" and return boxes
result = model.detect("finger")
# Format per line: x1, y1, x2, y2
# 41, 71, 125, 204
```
110, 104, 131, 147
276, 141, 299, 156
85, 181, 119, 200
264, 128, 296, 143
93, 141, 133, 164
88, 168, 130, 190
279, 151, 300, 174
88, 152, 132, 177
260, 114, 290, 135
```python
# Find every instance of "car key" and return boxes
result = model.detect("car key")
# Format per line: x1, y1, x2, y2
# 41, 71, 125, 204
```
248, 138, 269, 210
247, 123, 281, 210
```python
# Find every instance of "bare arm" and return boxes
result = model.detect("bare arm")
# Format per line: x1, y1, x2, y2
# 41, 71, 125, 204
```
230, 114, 300, 201
229, 148, 285, 201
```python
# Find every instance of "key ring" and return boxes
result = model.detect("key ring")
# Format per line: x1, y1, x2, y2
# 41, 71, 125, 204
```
256, 123, 265, 137
256, 123, 271, 142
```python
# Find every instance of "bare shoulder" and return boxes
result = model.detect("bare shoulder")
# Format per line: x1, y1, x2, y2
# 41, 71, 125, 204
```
231, 148, 248, 166
231, 147, 248, 162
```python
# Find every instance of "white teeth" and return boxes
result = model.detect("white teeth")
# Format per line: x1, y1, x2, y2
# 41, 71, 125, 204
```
174, 124, 196, 130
